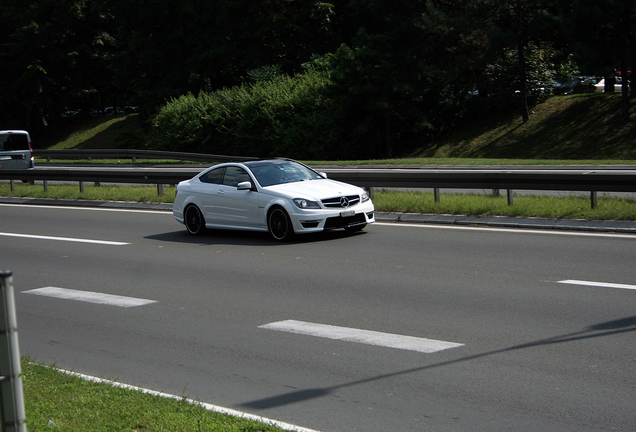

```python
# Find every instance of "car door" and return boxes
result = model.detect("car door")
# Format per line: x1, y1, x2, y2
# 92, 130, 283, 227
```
192, 167, 224, 224
215, 166, 260, 228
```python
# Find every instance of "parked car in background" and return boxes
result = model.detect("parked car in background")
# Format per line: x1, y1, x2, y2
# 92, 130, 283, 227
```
173, 159, 375, 240
595, 77, 628, 93
554, 76, 600, 95
0, 130, 34, 169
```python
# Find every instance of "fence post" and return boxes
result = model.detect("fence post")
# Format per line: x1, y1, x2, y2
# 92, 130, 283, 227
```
366, 187, 374, 200
0, 271, 27, 432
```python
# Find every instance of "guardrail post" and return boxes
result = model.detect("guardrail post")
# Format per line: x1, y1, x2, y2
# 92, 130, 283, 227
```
591, 191, 597, 209
9, 181, 15, 192
157, 184, 164, 195
434, 188, 440, 203
79, 181, 84, 193
43, 180, 48, 192
0, 270, 27, 432
492, 189, 500, 198
507, 189, 514, 206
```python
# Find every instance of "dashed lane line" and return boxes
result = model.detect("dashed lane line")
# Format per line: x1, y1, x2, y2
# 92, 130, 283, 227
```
0, 232, 129, 245
558, 280, 636, 291
23, 287, 156, 307
259, 320, 464, 354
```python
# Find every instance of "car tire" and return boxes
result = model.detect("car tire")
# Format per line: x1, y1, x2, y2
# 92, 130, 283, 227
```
184, 205, 206, 235
268, 207, 294, 241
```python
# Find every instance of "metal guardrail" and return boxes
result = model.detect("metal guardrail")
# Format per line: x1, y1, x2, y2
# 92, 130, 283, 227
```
34, 149, 258, 163
2, 165, 636, 208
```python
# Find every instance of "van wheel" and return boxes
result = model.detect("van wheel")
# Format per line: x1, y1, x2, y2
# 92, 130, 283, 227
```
185, 205, 206, 235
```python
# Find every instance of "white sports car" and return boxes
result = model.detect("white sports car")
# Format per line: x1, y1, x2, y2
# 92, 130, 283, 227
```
173, 159, 375, 240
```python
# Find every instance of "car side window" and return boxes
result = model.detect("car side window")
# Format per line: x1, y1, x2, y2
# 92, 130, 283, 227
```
199, 167, 223, 184
222, 167, 251, 187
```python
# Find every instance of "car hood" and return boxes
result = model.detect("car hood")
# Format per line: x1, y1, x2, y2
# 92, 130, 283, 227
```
264, 179, 364, 200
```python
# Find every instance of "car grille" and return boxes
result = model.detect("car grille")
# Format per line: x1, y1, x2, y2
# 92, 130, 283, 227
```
324, 213, 367, 229
321, 195, 360, 208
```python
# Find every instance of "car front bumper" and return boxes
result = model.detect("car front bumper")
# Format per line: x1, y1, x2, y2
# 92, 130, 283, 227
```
288, 201, 375, 234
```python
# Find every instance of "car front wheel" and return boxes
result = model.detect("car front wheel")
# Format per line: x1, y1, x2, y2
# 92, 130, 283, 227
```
184, 205, 206, 235
268, 207, 294, 241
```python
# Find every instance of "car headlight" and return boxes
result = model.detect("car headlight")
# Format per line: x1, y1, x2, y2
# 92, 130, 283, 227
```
361, 192, 370, 202
293, 198, 321, 209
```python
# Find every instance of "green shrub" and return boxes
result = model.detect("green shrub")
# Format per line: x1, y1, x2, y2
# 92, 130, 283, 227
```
149, 68, 342, 159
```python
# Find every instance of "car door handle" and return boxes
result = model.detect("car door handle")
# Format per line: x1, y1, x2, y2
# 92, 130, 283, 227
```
217, 190, 225, 195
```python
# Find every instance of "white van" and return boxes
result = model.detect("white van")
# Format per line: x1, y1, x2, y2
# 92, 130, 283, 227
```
0, 130, 35, 169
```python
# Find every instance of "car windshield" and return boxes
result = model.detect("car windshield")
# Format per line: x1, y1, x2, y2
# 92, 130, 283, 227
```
246, 160, 323, 187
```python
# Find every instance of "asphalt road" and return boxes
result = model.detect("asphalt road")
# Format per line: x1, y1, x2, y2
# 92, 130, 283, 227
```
2, 202, 635, 432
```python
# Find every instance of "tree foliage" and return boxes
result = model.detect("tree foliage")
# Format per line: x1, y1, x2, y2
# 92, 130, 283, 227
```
151, 62, 339, 159
0, 0, 633, 157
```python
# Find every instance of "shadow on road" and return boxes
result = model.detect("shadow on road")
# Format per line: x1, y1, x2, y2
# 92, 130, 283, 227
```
239, 315, 636, 410
144, 227, 367, 246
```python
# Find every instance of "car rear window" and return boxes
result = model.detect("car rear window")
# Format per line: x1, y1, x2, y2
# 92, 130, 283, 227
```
0, 133, 30, 151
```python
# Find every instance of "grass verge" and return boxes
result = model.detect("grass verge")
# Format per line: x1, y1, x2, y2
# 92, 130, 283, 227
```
0, 183, 176, 203
2, 182, 636, 221
373, 190, 636, 221
22, 358, 285, 432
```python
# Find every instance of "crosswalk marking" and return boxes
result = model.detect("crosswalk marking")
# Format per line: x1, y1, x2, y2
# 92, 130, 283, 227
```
259, 320, 464, 353
23, 287, 156, 307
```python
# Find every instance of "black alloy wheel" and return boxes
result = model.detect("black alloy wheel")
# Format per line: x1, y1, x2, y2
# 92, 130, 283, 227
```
268, 207, 293, 241
185, 205, 205, 235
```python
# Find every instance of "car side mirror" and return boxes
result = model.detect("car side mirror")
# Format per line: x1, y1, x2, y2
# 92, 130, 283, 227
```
319, 172, 328, 179
237, 181, 253, 191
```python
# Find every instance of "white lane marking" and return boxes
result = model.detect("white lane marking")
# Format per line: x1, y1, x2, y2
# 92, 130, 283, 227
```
259, 320, 464, 354
48, 367, 320, 432
374, 222, 636, 239
0, 203, 168, 214
23, 287, 156, 307
0, 232, 129, 245
558, 280, 636, 291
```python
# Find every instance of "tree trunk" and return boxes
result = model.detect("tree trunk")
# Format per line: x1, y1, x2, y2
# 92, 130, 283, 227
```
517, 0, 529, 123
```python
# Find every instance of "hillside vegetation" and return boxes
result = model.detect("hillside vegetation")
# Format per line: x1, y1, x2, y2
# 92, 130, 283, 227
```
413, 93, 636, 160
44, 93, 636, 163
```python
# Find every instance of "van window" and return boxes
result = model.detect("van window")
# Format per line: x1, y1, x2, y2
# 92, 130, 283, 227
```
0, 133, 30, 151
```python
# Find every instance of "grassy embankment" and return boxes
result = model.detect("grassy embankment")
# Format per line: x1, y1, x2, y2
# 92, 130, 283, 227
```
22, 359, 286, 432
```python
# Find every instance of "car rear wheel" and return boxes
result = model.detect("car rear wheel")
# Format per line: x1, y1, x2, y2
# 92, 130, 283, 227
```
184, 205, 206, 235
268, 207, 294, 241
